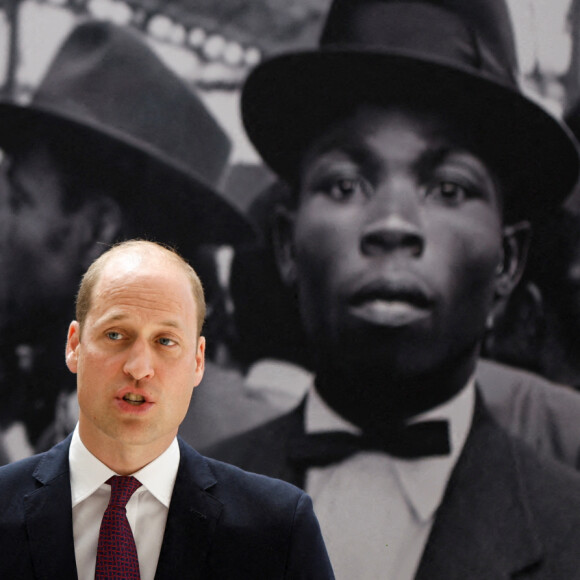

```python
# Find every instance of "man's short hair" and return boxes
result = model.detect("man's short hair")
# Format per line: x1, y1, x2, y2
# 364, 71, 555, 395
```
75, 239, 206, 336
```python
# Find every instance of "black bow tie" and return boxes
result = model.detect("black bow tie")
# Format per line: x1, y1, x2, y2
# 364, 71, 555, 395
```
288, 420, 450, 467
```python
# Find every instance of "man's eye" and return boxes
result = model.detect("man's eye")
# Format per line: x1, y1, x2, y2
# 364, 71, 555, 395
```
326, 177, 370, 201
425, 181, 468, 205
158, 337, 176, 347
107, 331, 123, 341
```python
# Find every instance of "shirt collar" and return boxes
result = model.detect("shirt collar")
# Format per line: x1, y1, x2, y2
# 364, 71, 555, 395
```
132, 438, 180, 507
69, 425, 180, 508
305, 377, 476, 522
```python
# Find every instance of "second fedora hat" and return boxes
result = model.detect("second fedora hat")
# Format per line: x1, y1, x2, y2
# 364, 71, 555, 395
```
0, 19, 255, 245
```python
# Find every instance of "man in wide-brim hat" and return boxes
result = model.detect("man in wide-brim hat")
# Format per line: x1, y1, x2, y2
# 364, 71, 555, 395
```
0, 19, 254, 464
242, 0, 578, 219
208, 1, 580, 578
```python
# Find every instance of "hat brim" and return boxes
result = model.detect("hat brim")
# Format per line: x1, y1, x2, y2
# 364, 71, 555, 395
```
242, 48, 580, 221
0, 101, 255, 247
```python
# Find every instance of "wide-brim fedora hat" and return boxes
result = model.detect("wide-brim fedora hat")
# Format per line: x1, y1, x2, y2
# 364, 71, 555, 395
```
242, 0, 580, 221
0, 19, 255, 245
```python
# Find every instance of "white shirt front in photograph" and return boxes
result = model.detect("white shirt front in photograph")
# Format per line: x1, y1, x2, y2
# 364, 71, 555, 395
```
305, 379, 475, 580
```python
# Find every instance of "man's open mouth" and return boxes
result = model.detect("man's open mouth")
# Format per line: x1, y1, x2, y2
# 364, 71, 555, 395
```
123, 393, 146, 406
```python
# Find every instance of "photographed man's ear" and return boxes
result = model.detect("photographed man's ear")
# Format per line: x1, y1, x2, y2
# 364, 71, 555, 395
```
272, 204, 298, 287
75, 196, 123, 270
483, 280, 545, 368
494, 221, 532, 299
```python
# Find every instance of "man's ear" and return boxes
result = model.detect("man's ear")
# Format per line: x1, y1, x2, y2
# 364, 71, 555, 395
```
193, 336, 206, 387
272, 205, 298, 287
74, 196, 123, 270
484, 281, 545, 367
65, 321, 81, 374
494, 221, 532, 299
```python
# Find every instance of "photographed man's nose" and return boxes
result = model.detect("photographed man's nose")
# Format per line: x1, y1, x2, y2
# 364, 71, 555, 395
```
123, 340, 155, 381
360, 181, 424, 258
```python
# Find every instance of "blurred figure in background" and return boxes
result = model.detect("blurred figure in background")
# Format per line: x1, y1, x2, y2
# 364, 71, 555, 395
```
228, 179, 314, 411
482, 103, 580, 390
177, 163, 292, 448
0, 19, 255, 463
483, 204, 580, 388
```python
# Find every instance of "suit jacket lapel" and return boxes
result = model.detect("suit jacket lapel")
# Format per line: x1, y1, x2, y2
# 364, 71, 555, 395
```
415, 393, 543, 579
256, 400, 307, 487
25, 435, 78, 580
205, 399, 308, 487
277, 401, 309, 487
154, 439, 223, 579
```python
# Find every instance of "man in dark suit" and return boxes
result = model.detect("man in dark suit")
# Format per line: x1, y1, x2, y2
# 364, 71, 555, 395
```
0, 240, 333, 579
226, 179, 580, 470
207, 0, 580, 577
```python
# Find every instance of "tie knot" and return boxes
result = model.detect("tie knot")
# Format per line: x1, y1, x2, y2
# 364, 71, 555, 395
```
107, 475, 142, 508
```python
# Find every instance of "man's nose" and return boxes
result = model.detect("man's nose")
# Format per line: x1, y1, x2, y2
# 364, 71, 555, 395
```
123, 340, 155, 381
360, 179, 424, 258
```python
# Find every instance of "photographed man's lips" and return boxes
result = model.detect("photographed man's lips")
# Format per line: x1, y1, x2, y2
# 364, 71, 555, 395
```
348, 277, 434, 327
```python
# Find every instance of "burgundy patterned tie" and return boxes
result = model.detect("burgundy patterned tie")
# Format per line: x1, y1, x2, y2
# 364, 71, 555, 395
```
95, 475, 142, 580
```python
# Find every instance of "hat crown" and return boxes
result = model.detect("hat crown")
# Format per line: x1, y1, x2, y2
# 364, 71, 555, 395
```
30, 20, 230, 190
239, 0, 580, 219
320, 0, 519, 86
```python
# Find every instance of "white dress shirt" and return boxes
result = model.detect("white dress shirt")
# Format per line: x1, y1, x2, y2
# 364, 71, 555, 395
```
304, 379, 475, 580
69, 426, 180, 580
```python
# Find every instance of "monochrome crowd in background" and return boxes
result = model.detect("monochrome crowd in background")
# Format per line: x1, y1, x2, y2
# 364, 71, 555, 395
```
5, 0, 580, 577
0, 0, 576, 463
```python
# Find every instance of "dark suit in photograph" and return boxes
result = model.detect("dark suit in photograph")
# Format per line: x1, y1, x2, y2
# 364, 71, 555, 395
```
0, 436, 334, 579
478, 358, 580, 468
209, 391, 580, 579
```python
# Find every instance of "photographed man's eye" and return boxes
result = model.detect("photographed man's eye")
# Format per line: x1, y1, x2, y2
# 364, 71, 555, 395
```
107, 331, 122, 341
158, 337, 176, 347
425, 181, 469, 206
326, 177, 370, 201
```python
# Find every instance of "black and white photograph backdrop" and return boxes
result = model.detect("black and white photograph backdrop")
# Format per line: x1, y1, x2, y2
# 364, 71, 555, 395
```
0, 0, 577, 454
2, 0, 580, 532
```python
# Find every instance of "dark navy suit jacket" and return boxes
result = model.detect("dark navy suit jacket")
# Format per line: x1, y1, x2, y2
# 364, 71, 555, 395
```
0, 436, 334, 579
208, 391, 580, 579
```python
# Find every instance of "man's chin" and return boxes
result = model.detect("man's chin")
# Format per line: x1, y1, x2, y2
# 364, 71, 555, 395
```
337, 330, 435, 369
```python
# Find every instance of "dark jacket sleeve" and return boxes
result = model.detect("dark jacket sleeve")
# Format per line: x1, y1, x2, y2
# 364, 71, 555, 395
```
199, 455, 333, 579
284, 492, 334, 579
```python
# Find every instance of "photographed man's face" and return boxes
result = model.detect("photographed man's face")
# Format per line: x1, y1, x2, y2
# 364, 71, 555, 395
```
0, 144, 95, 333
65, 250, 205, 454
281, 103, 514, 383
